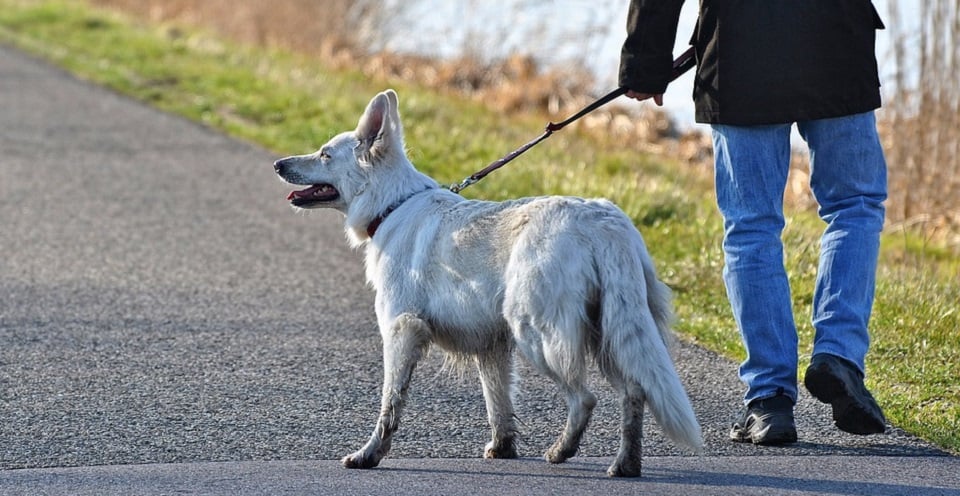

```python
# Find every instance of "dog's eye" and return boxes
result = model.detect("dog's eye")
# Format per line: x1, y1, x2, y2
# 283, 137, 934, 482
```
320, 151, 331, 161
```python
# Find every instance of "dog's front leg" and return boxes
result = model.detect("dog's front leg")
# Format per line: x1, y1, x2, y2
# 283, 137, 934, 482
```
342, 314, 431, 469
477, 347, 519, 459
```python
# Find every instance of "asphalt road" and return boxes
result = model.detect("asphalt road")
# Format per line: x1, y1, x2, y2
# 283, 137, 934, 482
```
1, 44, 958, 495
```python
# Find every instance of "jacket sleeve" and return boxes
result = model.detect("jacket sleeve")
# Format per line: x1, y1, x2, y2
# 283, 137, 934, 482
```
618, 0, 686, 93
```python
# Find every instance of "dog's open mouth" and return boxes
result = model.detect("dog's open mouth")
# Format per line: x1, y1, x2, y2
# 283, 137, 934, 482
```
286, 184, 340, 207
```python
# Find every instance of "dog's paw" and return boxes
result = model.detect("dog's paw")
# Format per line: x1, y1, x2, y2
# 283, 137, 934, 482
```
341, 451, 381, 469
483, 440, 518, 459
606, 459, 642, 478
543, 442, 577, 464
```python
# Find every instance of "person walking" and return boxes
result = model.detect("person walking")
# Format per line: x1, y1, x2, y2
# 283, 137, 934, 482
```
618, 0, 888, 444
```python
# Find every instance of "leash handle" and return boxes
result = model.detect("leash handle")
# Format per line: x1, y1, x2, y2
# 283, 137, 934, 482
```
450, 46, 697, 194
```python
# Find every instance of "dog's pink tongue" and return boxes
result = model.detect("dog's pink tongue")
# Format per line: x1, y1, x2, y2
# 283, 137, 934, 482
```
287, 185, 322, 200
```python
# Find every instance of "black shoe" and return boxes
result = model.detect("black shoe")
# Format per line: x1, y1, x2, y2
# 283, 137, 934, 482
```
804, 354, 886, 435
730, 394, 798, 445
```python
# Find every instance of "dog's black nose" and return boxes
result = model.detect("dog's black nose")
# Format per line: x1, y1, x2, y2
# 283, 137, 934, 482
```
273, 159, 285, 173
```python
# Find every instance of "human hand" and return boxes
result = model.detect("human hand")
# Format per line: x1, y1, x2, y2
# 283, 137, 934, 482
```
625, 90, 663, 106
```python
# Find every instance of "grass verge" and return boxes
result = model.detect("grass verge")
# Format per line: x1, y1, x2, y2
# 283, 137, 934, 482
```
1, 0, 957, 453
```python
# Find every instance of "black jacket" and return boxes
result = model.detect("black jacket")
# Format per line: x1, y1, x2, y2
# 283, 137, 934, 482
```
619, 0, 885, 125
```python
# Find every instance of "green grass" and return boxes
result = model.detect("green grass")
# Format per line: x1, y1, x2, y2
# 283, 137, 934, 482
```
2, 0, 957, 453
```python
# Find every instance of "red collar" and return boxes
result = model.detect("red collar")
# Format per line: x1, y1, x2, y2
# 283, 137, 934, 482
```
366, 213, 389, 238
365, 187, 435, 239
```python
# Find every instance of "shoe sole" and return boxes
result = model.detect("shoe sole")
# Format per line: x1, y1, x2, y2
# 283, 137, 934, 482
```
805, 363, 886, 435
730, 429, 798, 445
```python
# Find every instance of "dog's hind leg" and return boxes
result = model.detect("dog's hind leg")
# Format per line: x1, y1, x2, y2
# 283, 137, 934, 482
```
607, 383, 645, 477
596, 351, 646, 477
543, 378, 597, 464
342, 314, 431, 469
508, 318, 596, 464
514, 326, 596, 464
477, 347, 519, 459
504, 249, 597, 465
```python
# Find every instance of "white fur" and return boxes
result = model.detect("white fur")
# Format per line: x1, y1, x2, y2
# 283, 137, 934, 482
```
274, 89, 702, 477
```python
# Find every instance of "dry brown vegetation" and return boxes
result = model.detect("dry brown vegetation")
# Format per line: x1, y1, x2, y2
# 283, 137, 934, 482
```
883, 0, 960, 245
87, 1, 594, 111
88, 0, 959, 247
86, 0, 707, 158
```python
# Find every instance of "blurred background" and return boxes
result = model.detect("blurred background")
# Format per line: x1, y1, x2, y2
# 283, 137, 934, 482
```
87, 0, 959, 247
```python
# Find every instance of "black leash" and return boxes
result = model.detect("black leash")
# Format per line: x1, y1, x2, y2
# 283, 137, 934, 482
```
449, 47, 696, 194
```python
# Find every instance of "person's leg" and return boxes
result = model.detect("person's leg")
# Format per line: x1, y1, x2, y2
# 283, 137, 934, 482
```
798, 111, 887, 373
798, 111, 887, 434
711, 123, 798, 404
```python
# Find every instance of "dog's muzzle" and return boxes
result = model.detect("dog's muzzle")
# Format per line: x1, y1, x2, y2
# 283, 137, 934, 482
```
274, 158, 340, 207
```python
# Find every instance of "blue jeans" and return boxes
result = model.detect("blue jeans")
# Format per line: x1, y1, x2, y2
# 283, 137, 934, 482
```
711, 112, 887, 405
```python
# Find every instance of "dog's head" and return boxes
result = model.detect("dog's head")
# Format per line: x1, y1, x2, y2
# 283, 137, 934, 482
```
273, 89, 408, 214
274, 89, 438, 245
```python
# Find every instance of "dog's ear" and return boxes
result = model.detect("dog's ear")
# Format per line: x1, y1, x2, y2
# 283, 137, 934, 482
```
355, 90, 403, 163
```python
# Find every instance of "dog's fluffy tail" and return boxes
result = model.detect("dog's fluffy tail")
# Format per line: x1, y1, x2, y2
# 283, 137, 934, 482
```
597, 234, 703, 452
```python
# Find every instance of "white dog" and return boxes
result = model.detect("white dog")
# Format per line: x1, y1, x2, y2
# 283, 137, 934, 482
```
273, 89, 702, 477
